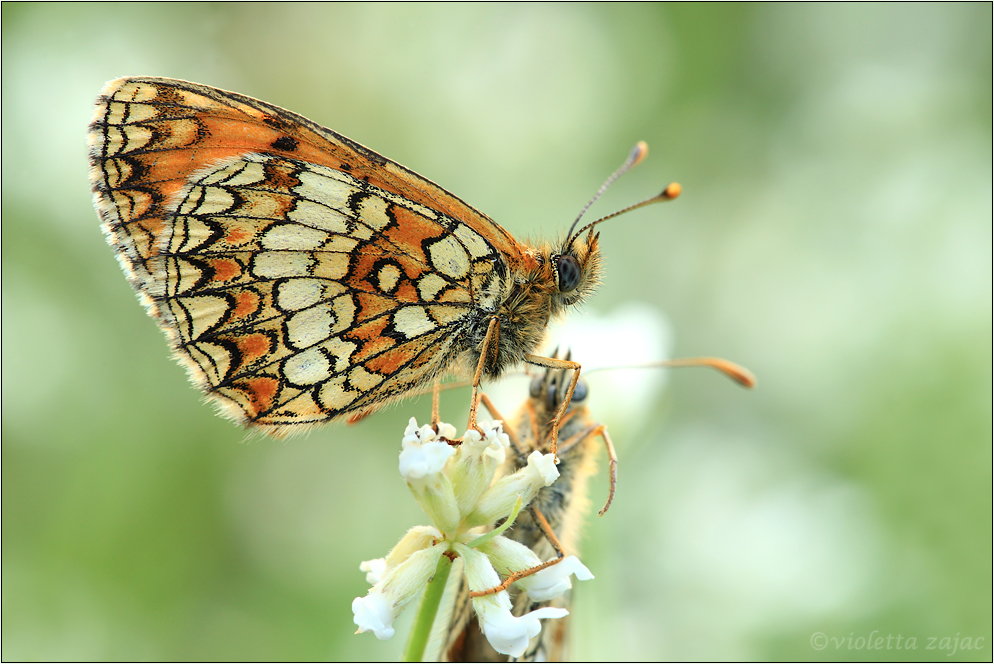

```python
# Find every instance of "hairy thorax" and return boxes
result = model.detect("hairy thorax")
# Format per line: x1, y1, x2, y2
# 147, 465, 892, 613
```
461, 255, 559, 379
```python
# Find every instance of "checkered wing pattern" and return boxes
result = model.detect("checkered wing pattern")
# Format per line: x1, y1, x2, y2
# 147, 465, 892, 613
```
89, 77, 530, 434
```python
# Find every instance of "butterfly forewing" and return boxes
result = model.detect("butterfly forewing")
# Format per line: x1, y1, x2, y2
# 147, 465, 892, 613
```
90, 77, 542, 433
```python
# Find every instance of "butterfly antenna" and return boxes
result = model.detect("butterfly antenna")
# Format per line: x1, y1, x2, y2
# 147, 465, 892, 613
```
568, 182, 681, 246
566, 141, 651, 240
585, 357, 756, 388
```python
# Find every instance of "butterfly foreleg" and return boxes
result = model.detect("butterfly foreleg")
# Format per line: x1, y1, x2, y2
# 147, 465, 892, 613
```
477, 391, 527, 458
523, 353, 582, 462
466, 316, 500, 435
431, 379, 442, 430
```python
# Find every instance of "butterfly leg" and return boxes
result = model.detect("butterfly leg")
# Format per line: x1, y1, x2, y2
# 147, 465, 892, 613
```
431, 379, 442, 430
467, 506, 566, 598
477, 391, 527, 457
590, 425, 618, 516
550, 421, 618, 516
523, 353, 582, 462
466, 316, 500, 434
529, 505, 566, 560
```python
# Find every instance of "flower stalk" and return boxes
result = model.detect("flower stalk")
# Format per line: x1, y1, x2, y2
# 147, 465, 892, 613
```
401, 554, 453, 663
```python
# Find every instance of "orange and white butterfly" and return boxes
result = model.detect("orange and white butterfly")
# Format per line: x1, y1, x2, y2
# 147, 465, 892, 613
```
88, 77, 678, 437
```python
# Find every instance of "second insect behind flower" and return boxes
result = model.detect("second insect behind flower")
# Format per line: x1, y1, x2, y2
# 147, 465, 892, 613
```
352, 418, 593, 658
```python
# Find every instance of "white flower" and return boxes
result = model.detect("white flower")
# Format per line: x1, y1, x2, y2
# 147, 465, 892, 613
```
359, 526, 442, 585
474, 594, 569, 657
454, 543, 570, 656
353, 420, 578, 653
399, 418, 456, 482
514, 555, 594, 601
524, 450, 559, 485
476, 420, 511, 464
352, 542, 445, 641
448, 420, 510, 516
476, 535, 542, 575
464, 451, 560, 527
401, 417, 456, 446
398, 418, 460, 532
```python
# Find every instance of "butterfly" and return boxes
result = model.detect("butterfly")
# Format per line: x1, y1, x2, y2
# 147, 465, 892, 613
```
88, 77, 679, 438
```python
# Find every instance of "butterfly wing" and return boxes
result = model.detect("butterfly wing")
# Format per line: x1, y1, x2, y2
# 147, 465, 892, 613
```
89, 77, 527, 433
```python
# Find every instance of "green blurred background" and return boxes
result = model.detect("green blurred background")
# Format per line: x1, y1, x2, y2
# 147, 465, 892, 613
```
2, 3, 990, 661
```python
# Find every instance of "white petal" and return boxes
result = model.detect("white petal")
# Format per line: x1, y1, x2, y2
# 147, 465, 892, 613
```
526, 451, 560, 486
516, 555, 594, 601
402, 418, 456, 447
402, 417, 421, 443
353, 543, 446, 642
359, 557, 387, 585
352, 593, 396, 640
399, 440, 455, 481
481, 420, 510, 463
476, 601, 569, 657
437, 421, 457, 439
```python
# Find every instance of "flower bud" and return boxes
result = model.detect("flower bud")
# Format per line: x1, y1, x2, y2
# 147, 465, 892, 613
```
360, 525, 442, 585
398, 418, 459, 532
476, 535, 542, 577
448, 420, 510, 517
352, 542, 445, 640
463, 451, 559, 527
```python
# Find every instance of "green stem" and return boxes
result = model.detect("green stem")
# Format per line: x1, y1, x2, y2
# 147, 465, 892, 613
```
401, 553, 453, 662
467, 495, 523, 549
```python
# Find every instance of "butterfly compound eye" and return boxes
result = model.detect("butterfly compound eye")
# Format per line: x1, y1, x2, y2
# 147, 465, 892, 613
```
556, 255, 582, 293
545, 376, 588, 411
529, 376, 545, 399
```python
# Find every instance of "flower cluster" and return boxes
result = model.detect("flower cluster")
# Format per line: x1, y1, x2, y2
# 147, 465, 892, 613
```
352, 418, 593, 658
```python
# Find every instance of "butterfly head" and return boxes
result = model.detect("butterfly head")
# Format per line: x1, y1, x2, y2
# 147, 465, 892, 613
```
529, 351, 590, 414
549, 231, 603, 312
547, 142, 681, 315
